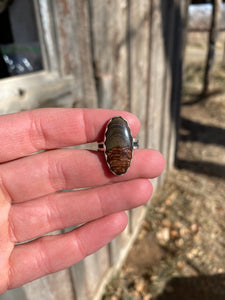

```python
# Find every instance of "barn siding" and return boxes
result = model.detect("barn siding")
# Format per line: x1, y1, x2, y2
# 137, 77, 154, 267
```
0, 0, 187, 299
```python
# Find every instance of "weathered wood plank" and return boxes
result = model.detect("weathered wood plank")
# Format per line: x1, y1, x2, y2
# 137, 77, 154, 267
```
112, 0, 129, 111
53, 0, 97, 108
11, 230, 76, 300
73, 0, 98, 108
88, 0, 116, 109
66, 1, 113, 298
34, 0, 59, 72
3, 235, 75, 300
0, 73, 74, 114
146, 0, 166, 190
71, 248, 110, 300
147, 0, 165, 151
0, 287, 28, 300
22, 270, 75, 300
129, 0, 151, 232
89, 0, 132, 272
89, 0, 129, 110
168, 0, 186, 169
160, 1, 176, 183
129, 0, 150, 147
104, 0, 132, 266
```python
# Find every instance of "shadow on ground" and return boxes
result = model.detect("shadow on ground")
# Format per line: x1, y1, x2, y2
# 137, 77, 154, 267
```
179, 117, 225, 146
156, 273, 225, 300
176, 116, 225, 178
182, 89, 224, 106
176, 159, 225, 179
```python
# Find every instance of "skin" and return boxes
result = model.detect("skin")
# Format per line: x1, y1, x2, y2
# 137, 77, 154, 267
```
0, 108, 165, 294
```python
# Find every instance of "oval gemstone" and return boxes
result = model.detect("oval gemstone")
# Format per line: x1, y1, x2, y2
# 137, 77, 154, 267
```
104, 116, 133, 175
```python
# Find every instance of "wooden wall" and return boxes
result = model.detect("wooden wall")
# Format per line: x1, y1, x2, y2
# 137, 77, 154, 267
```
0, 0, 187, 299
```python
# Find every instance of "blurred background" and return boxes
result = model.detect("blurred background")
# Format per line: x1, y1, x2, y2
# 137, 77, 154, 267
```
103, 1, 225, 299
0, 1, 224, 300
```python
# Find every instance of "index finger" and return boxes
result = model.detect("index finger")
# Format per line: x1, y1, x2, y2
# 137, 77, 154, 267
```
0, 108, 140, 163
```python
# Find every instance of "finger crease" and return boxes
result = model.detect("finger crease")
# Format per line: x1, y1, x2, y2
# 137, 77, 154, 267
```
81, 110, 89, 144
8, 208, 17, 243
37, 238, 54, 275
7, 254, 15, 291
0, 176, 17, 242
47, 154, 66, 192
46, 196, 64, 230
28, 111, 47, 151
94, 189, 106, 217
73, 231, 87, 260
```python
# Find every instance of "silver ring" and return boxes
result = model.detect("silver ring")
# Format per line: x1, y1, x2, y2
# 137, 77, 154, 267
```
98, 116, 139, 176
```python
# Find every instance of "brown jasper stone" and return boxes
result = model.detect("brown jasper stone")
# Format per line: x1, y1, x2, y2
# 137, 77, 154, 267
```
104, 116, 133, 175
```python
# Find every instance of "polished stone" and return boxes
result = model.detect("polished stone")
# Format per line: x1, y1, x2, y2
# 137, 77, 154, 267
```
104, 116, 133, 175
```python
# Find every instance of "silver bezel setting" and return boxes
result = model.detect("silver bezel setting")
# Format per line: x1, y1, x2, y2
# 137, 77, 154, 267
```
98, 116, 139, 175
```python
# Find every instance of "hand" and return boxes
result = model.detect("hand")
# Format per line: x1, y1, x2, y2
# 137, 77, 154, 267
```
0, 108, 165, 293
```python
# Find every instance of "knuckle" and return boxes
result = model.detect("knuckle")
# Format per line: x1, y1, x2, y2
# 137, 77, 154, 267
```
46, 195, 64, 230
36, 238, 54, 275
72, 232, 87, 260
94, 189, 106, 217
28, 111, 47, 151
46, 152, 67, 192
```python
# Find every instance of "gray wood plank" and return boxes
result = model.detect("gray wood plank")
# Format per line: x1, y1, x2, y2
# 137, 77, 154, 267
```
89, 0, 132, 267
146, 0, 166, 190
71, 247, 110, 300
53, 0, 97, 108
159, 1, 176, 184
129, 0, 151, 232
112, 0, 129, 111
22, 270, 75, 300
168, 0, 186, 169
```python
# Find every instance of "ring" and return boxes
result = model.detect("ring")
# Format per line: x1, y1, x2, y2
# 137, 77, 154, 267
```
98, 116, 139, 175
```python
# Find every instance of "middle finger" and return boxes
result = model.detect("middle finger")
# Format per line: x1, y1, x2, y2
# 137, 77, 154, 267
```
1, 148, 164, 203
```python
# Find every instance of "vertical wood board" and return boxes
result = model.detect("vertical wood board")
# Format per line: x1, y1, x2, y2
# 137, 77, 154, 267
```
71, 247, 110, 300
54, 0, 97, 108
168, 0, 185, 168
159, 1, 176, 183
112, 0, 129, 111
88, 0, 132, 270
129, 0, 151, 232
146, 0, 165, 153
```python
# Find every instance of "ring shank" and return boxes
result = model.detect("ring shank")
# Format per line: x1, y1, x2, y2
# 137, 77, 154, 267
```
133, 138, 139, 149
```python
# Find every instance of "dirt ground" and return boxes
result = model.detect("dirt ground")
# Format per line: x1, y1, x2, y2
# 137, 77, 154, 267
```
102, 32, 225, 300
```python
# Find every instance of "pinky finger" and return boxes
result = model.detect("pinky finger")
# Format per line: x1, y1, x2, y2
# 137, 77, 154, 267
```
8, 212, 128, 289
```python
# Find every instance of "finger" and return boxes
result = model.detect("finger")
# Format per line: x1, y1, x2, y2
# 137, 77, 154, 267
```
3, 149, 165, 203
10, 179, 152, 242
8, 212, 127, 289
0, 108, 140, 163
0, 185, 14, 295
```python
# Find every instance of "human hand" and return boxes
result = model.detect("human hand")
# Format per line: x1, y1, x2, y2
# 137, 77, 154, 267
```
0, 108, 165, 293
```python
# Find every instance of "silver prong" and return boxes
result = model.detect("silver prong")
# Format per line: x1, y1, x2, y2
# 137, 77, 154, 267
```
133, 138, 139, 149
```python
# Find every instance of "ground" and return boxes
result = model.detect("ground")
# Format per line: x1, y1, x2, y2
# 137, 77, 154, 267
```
102, 32, 225, 300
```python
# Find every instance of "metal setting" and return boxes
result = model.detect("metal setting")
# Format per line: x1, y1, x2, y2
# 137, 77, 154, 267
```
98, 116, 139, 176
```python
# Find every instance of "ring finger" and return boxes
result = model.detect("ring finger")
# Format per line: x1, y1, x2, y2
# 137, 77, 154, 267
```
9, 178, 152, 243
